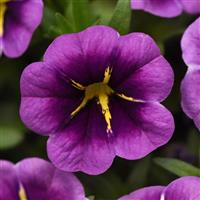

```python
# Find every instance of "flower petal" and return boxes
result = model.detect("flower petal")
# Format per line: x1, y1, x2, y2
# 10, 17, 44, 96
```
111, 100, 174, 159
78, 25, 119, 82
118, 186, 164, 200
0, 37, 3, 56
43, 34, 91, 85
181, 17, 200, 68
16, 158, 86, 200
20, 97, 79, 136
44, 25, 119, 84
20, 62, 80, 98
47, 103, 115, 175
181, 69, 200, 129
0, 160, 19, 200
110, 33, 161, 87
115, 55, 174, 102
20, 62, 81, 135
131, 0, 182, 17
181, 0, 200, 14
3, 0, 43, 57
163, 176, 200, 200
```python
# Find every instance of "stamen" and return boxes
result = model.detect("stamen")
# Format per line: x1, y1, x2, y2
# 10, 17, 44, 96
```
19, 185, 28, 200
103, 66, 112, 84
0, 0, 10, 3
71, 98, 88, 118
116, 93, 144, 103
0, 2, 7, 36
70, 79, 85, 90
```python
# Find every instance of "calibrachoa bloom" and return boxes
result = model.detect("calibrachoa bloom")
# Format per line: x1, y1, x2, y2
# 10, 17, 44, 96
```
0, 0, 43, 58
119, 176, 200, 200
20, 25, 174, 175
131, 0, 200, 18
181, 17, 200, 130
0, 157, 86, 200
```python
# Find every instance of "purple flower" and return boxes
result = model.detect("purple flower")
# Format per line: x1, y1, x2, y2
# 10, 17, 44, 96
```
0, 0, 43, 58
0, 157, 86, 200
131, 0, 200, 18
181, 17, 200, 130
119, 176, 200, 200
20, 25, 174, 175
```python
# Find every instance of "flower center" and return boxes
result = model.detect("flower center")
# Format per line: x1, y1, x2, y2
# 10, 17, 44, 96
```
19, 185, 28, 200
71, 66, 143, 133
0, 0, 10, 36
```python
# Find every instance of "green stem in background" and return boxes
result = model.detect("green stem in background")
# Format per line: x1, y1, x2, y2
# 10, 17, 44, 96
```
71, 0, 93, 31
154, 157, 200, 177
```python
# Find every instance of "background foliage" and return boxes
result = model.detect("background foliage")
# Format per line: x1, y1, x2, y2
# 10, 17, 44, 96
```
1, 0, 200, 199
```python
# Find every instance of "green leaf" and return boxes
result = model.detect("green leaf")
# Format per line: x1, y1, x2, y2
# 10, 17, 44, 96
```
55, 12, 74, 33
109, 0, 131, 34
42, 7, 74, 38
42, 7, 59, 38
0, 127, 24, 150
71, 0, 93, 31
154, 157, 200, 177
45, 0, 69, 14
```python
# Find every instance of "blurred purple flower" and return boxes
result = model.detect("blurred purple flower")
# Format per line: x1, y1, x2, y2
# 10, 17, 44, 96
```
181, 17, 200, 130
0, 157, 86, 200
131, 0, 200, 18
166, 143, 196, 164
20, 25, 174, 175
119, 176, 200, 200
0, 0, 43, 58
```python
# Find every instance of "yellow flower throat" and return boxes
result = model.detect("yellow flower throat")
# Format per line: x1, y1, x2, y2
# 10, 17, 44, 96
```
19, 185, 28, 200
0, 0, 10, 36
71, 66, 142, 133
